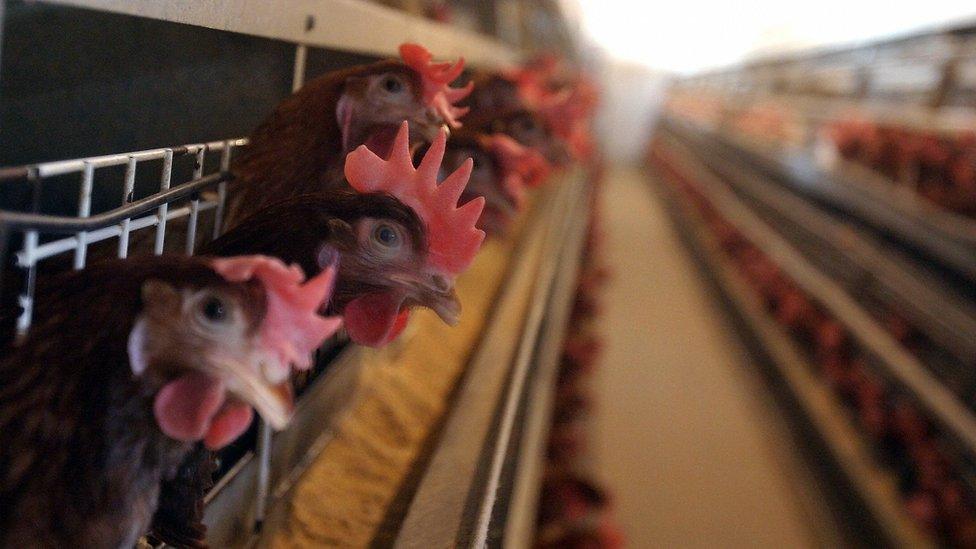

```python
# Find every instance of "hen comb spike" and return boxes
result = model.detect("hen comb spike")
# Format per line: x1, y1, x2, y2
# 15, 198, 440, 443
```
399, 43, 473, 128
484, 134, 552, 189
475, 135, 539, 209
345, 121, 486, 276
211, 256, 342, 372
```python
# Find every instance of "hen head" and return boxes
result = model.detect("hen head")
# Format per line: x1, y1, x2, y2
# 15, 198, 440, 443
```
457, 71, 525, 122
208, 122, 484, 348
340, 121, 484, 345
479, 108, 570, 166
129, 256, 341, 449
440, 130, 551, 234
442, 135, 510, 234
209, 190, 469, 348
337, 43, 472, 158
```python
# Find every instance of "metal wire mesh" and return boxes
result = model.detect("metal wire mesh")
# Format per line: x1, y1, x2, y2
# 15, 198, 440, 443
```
0, 132, 348, 538
0, 139, 245, 334
0, 36, 350, 543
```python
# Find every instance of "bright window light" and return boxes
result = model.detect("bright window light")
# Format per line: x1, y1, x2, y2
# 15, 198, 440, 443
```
571, 0, 976, 73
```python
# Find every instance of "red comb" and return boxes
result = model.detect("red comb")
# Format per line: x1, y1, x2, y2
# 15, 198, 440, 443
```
486, 134, 551, 188
538, 80, 598, 161
399, 43, 473, 128
482, 134, 551, 209
503, 68, 546, 109
211, 256, 342, 373
504, 56, 562, 110
345, 121, 486, 276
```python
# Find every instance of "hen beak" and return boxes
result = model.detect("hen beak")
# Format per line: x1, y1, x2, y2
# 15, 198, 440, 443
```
424, 286, 462, 326
414, 108, 449, 137
210, 351, 295, 430
389, 272, 462, 326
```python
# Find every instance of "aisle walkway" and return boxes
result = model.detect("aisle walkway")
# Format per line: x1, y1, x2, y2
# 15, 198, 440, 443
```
591, 166, 820, 548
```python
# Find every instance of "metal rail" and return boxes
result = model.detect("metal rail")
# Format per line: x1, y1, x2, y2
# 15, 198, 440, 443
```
0, 139, 245, 334
668, 118, 976, 281
501, 179, 590, 547
674, 23, 976, 110
0, 139, 247, 181
665, 123, 976, 376
39, 0, 519, 66
653, 138, 976, 463
1, 172, 227, 234
650, 160, 932, 547
393, 169, 588, 548
471, 170, 584, 547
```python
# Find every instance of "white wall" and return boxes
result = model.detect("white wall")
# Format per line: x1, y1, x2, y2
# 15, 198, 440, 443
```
591, 57, 671, 165
571, 0, 976, 73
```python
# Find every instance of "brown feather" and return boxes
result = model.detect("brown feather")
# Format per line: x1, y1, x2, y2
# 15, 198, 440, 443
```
225, 60, 422, 229
148, 191, 425, 547
0, 256, 263, 548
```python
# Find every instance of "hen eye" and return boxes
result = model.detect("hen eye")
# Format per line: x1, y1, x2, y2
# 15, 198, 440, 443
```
372, 224, 401, 248
383, 76, 404, 94
201, 297, 227, 323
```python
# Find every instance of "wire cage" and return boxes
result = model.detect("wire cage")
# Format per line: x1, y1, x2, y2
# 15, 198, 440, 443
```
0, 1, 596, 546
0, 4, 392, 544
0, 20, 388, 540
0, 140, 243, 331
651, 107, 976, 546
0, 133, 340, 533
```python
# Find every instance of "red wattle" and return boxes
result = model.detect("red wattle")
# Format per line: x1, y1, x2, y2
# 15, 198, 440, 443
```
343, 291, 409, 347
364, 126, 400, 160
203, 402, 255, 450
154, 372, 226, 442
387, 309, 411, 342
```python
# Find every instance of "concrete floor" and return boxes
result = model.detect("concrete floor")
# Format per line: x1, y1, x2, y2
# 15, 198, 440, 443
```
591, 166, 821, 548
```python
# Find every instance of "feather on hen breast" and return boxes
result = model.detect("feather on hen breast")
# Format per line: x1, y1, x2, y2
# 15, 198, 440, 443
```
225, 44, 472, 231
0, 255, 340, 548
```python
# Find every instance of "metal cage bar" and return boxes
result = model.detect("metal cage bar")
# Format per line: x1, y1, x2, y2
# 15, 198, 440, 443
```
213, 143, 233, 239
154, 149, 174, 255
118, 156, 138, 258
16, 231, 39, 335
0, 141, 237, 182
3, 139, 247, 337
2, 137, 247, 546
292, 44, 308, 92
185, 148, 206, 255
250, 39, 314, 536
38, 0, 519, 66
73, 162, 95, 269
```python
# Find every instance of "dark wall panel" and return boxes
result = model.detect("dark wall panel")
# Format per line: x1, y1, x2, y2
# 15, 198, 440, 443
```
1, 1, 296, 165
0, 1, 380, 213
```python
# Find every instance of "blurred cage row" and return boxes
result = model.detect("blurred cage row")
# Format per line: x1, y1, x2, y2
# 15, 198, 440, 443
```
0, 1, 601, 547
13, 0, 976, 547
649, 18, 976, 547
